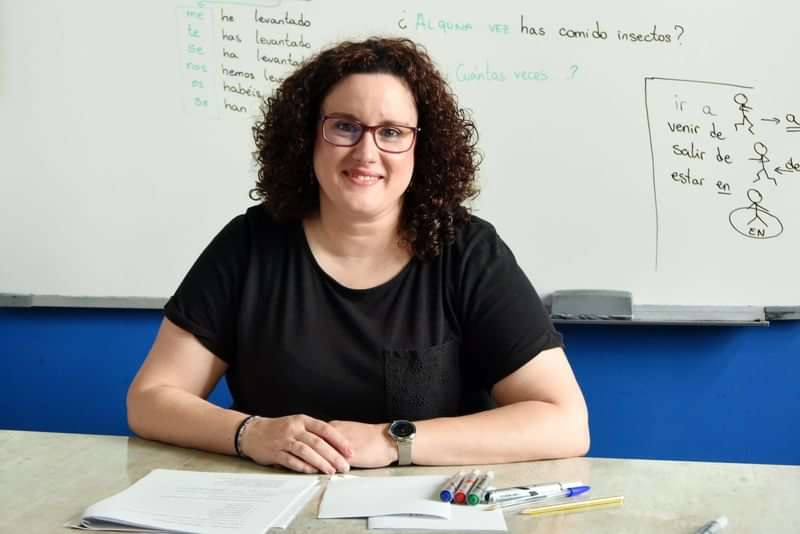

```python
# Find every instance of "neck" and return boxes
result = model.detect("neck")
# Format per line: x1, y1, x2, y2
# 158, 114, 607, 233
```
306, 204, 405, 260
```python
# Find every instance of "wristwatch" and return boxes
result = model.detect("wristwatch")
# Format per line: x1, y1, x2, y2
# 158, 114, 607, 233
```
388, 420, 416, 466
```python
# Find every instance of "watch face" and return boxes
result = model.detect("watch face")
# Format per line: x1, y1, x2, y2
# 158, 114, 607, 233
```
390, 420, 416, 438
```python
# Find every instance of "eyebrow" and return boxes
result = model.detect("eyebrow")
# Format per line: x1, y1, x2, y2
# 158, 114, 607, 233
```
323, 111, 415, 127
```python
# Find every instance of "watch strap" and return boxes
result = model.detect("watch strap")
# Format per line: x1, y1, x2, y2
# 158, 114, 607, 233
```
396, 438, 412, 466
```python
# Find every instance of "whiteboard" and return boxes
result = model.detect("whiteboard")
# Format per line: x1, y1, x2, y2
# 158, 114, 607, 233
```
1, 0, 798, 307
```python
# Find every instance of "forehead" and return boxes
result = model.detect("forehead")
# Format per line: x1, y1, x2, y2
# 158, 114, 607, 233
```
321, 73, 417, 123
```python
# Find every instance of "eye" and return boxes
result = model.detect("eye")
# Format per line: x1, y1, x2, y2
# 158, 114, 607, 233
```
333, 119, 360, 133
378, 126, 403, 138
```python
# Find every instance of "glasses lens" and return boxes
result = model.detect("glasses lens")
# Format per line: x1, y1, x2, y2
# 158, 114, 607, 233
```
324, 118, 363, 146
375, 126, 415, 152
323, 117, 416, 152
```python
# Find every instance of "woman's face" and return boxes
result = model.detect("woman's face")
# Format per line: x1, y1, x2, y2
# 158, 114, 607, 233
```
313, 73, 418, 224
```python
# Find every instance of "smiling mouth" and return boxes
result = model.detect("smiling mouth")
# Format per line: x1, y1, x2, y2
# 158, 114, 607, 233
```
343, 170, 383, 185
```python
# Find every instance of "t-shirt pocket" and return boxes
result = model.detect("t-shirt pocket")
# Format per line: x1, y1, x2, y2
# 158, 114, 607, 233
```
383, 340, 461, 421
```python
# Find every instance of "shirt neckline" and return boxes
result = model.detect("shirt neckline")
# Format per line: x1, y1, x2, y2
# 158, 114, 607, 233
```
297, 221, 416, 295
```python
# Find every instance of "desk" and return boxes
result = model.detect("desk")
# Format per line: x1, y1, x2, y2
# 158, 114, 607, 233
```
1, 430, 798, 533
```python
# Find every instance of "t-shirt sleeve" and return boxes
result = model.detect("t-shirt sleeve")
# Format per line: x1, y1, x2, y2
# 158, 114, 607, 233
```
164, 214, 250, 363
458, 223, 563, 389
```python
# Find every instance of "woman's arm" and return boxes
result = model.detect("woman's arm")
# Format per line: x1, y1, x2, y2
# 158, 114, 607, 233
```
127, 318, 352, 473
331, 346, 589, 466
413, 346, 589, 464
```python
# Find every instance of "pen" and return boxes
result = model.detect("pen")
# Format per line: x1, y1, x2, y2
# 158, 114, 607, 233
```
485, 481, 586, 503
453, 469, 480, 504
488, 485, 590, 511
438, 470, 465, 502
695, 515, 728, 534
519, 495, 624, 516
467, 471, 494, 505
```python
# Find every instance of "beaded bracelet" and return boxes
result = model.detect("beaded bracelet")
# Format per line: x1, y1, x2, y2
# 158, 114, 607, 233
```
234, 415, 258, 459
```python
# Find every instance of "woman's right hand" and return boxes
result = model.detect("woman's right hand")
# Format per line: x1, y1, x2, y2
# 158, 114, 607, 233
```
239, 415, 353, 474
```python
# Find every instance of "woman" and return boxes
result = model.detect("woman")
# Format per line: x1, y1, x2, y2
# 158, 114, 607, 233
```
127, 37, 589, 475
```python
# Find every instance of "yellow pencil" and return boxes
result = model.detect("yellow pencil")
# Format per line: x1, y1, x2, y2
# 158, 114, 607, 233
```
519, 495, 624, 516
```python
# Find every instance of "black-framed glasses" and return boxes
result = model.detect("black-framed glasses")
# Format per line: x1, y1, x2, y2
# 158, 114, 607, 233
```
320, 115, 420, 153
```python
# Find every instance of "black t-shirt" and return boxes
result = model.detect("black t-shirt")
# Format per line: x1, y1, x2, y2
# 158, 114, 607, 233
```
165, 206, 562, 423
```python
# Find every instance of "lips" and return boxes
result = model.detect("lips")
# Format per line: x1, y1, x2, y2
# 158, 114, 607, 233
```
343, 169, 383, 185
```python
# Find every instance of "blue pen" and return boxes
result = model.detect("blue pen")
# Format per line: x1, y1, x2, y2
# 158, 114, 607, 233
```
490, 485, 591, 511
486, 481, 587, 503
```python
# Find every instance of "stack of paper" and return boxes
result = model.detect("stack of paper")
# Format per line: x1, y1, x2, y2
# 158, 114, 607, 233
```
69, 468, 319, 533
319, 475, 507, 532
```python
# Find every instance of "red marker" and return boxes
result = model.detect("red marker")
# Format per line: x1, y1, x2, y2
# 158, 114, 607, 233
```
439, 470, 466, 502
453, 469, 480, 504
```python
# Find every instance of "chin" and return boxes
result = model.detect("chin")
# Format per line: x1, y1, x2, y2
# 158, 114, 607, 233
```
343, 198, 401, 220
344, 205, 387, 219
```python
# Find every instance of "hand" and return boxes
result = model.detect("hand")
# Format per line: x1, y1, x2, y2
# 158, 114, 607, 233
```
328, 420, 398, 468
240, 415, 353, 474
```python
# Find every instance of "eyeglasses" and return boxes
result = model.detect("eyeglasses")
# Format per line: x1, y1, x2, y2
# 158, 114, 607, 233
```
320, 115, 420, 153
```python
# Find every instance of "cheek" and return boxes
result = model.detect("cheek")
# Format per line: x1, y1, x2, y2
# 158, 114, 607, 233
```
402, 157, 415, 184
389, 154, 415, 182
313, 142, 339, 177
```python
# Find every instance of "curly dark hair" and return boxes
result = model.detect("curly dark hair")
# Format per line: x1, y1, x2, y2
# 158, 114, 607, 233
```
251, 37, 481, 260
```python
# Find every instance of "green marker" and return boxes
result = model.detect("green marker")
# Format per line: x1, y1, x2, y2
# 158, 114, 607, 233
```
467, 470, 494, 505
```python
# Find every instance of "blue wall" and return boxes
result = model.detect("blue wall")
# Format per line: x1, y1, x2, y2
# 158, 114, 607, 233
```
1, 308, 798, 465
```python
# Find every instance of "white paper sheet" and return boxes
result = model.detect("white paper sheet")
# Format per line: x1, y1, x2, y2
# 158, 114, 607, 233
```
318, 475, 452, 519
76, 469, 319, 534
368, 506, 507, 532
272, 482, 320, 529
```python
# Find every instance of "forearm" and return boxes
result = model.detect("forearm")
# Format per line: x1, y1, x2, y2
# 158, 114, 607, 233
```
127, 385, 247, 456
411, 400, 589, 465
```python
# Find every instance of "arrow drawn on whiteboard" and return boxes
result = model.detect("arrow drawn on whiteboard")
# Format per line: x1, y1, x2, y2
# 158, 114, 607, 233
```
759, 117, 780, 124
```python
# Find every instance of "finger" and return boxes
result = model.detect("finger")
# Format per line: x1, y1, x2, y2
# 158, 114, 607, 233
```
289, 438, 340, 475
296, 431, 350, 473
275, 450, 320, 474
304, 417, 354, 458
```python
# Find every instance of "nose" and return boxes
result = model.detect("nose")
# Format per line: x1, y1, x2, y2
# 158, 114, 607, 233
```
350, 128, 380, 162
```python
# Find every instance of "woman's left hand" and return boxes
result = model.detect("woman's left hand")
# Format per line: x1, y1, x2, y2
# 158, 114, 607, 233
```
328, 421, 398, 468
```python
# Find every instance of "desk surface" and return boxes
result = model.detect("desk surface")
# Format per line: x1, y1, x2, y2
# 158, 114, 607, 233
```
1, 430, 798, 533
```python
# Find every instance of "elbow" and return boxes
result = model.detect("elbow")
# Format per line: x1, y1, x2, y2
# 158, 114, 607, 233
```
558, 401, 590, 458
557, 421, 590, 459
126, 387, 143, 437
563, 382, 591, 457
126, 384, 153, 439
572, 421, 591, 457
569, 404, 591, 457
